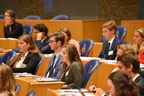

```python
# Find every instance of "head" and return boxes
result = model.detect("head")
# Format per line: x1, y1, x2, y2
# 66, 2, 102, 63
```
115, 44, 138, 60
18, 34, 40, 54
33, 23, 48, 37
49, 32, 65, 51
4, 9, 15, 23
108, 71, 139, 96
0, 64, 15, 95
61, 44, 84, 73
117, 53, 140, 76
134, 28, 144, 45
59, 27, 71, 43
102, 20, 117, 40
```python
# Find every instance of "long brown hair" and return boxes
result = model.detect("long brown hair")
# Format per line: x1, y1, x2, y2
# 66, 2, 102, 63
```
0, 64, 16, 96
108, 71, 139, 96
5, 9, 16, 22
62, 44, 84, 73
59, 27, 71, 42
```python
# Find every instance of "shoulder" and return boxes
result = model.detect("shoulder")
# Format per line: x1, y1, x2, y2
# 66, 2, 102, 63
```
14, 22, 22, 26
69, 39, 78, 44
114, 37, 122, 44
28, 52, 39, 57
71, 62, 79, 68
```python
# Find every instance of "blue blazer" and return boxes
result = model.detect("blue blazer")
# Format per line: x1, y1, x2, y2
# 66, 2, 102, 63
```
99, 37, 122, 60
44, 54, 63, 79
135, 75, 144, 96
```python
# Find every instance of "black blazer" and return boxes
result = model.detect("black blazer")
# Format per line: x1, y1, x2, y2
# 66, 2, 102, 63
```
99, 37, 122, 60
10, 52, 40, 74
135, 75, 144, 96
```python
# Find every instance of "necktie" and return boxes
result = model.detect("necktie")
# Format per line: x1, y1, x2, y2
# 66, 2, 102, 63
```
104, 43, 110, 59
46, 55, 56, 77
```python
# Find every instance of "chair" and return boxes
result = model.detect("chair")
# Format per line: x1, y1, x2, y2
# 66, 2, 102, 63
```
15, 85, 21, 94
23, 15, 42, 20
79, 39, 94, 57
23, 24, 33, 35
0, 15, 4, 19
100, 26, 127, 42
82, 59, 99, 88
0, 51, 16, 65
26, 91, 36, 96
33, 54, 44, 75
50, 15, 71, 20
122, 41, 133, 44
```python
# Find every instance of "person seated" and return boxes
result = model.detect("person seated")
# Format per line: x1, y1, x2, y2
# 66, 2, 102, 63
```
60, 44, 84, 89
4, 9, 23, 38
0, 64, 16, 96
59, 27, 81, 55
90, 53, 144, 96
43, 32, 65, 79
0, 23, 54, 54
10, 34, 41, 74
99, 20, 122, 60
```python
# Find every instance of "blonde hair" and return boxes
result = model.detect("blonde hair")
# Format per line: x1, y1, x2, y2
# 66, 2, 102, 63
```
135, 28, 144, 52
0, 64, 16, 96
102, 20, 117, 34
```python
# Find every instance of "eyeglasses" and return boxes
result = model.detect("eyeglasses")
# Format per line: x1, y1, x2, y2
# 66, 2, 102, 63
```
49, 40, 57, 43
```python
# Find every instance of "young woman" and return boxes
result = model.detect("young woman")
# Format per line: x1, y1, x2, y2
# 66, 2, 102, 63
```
0, 64, 16, 96
4, 9, 23, 38
60, 44, 84, 89
59, 27, 81, 55
10, 34, 41, 74
134, 28, 144, 64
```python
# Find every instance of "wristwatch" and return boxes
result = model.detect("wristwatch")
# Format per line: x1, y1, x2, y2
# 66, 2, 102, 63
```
101, 93, 109, 96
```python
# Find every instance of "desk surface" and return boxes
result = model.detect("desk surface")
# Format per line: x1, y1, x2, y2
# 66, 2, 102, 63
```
15, 76, 64, 96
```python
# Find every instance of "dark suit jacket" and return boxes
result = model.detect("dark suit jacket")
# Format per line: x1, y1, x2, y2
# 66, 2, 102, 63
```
44, 54, 63, 79
10, 52, 40, 74
135, 75, 144, 96
99, 37, 122, 60
12, 35, 54, 54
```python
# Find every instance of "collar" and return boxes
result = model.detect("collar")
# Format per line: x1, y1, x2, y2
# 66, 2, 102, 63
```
54, 52, 62, 57
108, 36, 115, 44
41, 36, 47, 43
132, 74, 140, 81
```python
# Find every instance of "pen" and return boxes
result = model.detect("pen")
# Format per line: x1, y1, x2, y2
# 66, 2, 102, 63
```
90, 82, 93, 86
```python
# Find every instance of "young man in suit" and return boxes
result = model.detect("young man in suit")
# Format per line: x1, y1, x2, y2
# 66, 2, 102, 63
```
90, 53, 144, 96
43, 32, 65, 79
99, 20, 122, 60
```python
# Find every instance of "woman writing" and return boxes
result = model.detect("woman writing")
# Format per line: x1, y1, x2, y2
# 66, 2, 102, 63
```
10, 34, 41, 74
60, 44, 84, 89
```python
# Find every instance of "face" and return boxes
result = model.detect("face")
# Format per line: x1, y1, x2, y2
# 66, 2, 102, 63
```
115, 49, 124, 60
117, 61, 130, 75
102, 27, 114, 40
61, 31, 68, 42
49, 36, 58, 51
4, 12, 13, 22
134, 31, 144, 45
107, 79, 115, 96
18, 39, 30, 53
61, 48, 70, 63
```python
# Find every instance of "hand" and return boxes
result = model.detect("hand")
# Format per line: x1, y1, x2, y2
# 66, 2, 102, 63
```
36, 32, 43, 40
5, 19, 12, 26
95, 88, 106, 96
89, 85, 97, 93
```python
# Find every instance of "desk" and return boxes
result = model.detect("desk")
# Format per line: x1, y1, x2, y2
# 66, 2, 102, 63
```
0, 39, 18, 50
15, 76, 64, 96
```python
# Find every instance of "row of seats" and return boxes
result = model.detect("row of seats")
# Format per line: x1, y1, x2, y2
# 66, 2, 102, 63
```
0, 14, 71, 20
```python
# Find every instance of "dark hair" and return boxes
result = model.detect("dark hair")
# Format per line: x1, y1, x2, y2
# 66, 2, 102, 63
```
5, 9, 15, 22
59, 27, 71, 42
108, 71, 139, 96
62, 44, 84, 73
33, 23, 48, 36
117, 53, 140, 74
49, 32, 65, 46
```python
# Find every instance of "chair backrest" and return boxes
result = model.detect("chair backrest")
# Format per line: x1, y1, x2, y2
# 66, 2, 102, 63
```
23, 15, 42, 20
100, 26, 127, 42
116, 26, 127, 41
15, 85, 21, 94
0, 51, 16, 65
122, 41, 133, 44
33, 54, 44, 75
79, 39, 94, 57
26, 91, 36, 96
82, 59, 99, 88
50, 15, 71, 20
23, 24, 33, 35
0, 15, 4, 19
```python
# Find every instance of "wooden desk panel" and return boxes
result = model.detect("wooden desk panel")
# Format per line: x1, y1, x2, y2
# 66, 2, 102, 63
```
121, 20, 144, 43
0, 19, 106, 42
